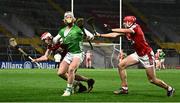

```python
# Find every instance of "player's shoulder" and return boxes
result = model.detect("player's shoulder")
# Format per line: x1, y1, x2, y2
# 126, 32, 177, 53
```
74, 24, 82, 30
132, 23, 141, 29
73, 25, 83, 34
131, 24, 143, 33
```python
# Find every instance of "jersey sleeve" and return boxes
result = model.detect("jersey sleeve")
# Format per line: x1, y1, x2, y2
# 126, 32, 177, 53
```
53, 34, 61, 44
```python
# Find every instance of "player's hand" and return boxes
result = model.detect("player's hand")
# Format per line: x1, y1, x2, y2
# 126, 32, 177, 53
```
31, 58, 36, 62
84, 28, 94, 40
96, 33, 101, 37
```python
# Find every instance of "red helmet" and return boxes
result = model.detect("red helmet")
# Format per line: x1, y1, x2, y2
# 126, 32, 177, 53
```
40, 32, 53, 40
123, 16, 136, 28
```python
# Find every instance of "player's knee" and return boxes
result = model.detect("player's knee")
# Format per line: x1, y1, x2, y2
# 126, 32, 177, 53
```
149, 79, 153, 83
57, 71, 65, 77
68, 68, 75, 74
118, 62, 125, 70
149, 78, 156, 84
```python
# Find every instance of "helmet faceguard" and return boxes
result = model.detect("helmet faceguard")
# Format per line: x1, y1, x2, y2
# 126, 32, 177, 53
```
41, 32, 53, 40
63, 11, 76, 25
123, 16, 136, 28
41, 32, 53, 45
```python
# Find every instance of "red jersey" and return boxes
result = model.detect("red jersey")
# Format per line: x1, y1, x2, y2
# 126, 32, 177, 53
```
125, 24, 152, 56
47, 43, 67, 61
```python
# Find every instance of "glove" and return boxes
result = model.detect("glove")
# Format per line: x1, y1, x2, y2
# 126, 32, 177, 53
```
104, 24, 112, 33
84, 28, 94, 40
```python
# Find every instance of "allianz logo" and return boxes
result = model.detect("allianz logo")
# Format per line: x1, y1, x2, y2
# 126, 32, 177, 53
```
0, 62, 23, 69
38, 62, 55, 69
0, 62, 55, 69
24, 61, 32, 68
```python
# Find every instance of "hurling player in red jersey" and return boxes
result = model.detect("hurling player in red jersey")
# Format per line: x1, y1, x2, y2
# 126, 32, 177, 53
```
32, 32, 94, 93
97, 16, 175, 97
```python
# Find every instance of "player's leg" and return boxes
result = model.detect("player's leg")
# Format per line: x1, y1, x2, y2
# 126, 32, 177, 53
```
161, 59, 165, 69
62, 57, 80, 96
146, 66, 168, 89
76, 74, 95, 92
145, 66, 175, 96
85, 58, 89, 68
57, 60, 87, 94
63, 57, 81, 96
158, 60, 161, 70
143, 51, 175, 96
155, 60, 160, 70
57, 60, 69, 80
159, 59, 162, 69
75, 74, 95, 93
58, 60, 77, 95
155, 60, 157, 70
74, 53, 95, 93
89, 58, 92, 68
114, 53, 139, 94
62, 52, 85, 96
57, 60, 74, 96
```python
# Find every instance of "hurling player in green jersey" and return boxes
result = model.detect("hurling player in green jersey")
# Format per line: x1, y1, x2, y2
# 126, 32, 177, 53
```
158, 49, 166, 69
53, 11, 95, 96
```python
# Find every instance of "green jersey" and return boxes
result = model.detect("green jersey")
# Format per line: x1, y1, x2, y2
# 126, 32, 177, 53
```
159, 51, 165, 60
58, 24, 84, 53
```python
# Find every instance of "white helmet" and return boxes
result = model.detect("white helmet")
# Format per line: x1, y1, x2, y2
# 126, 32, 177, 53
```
41, 32, 53, 40
64, 11, 75, 19
63, 11, 76, 24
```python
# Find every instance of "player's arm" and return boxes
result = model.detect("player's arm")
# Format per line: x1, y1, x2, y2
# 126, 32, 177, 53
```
97, 27, 134, 38
53, 34, 61, 44
112, 28, 133, 34
97, 32, 123, 38
32, 49, 51, 62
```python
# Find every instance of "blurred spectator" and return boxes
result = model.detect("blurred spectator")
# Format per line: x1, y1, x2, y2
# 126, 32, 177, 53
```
85, 50, 93, 69
54, 53, 61, 68
159, 49, 166, 69
155, 49, 160, 70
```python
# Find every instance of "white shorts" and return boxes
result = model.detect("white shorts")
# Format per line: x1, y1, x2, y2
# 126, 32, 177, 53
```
160, 59, 165, 62
155, 60, 159, 64
63, 52, 85, 64
130, 51, 155, 68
